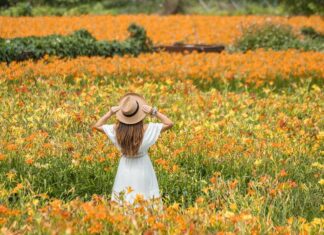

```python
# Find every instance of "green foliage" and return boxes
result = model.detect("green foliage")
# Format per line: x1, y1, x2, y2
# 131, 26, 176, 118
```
0, 0, 165, 15
0, 24, 153, 63
1, 0, 324, 15
2, 150, 322, 222
299, 27, 324, 51
1, 0, 101, 7
301, 26, 324, 40
0, 0, 289, 16
4, 1, 33, 16
280, 0, 324, 15
233, 23, 324, 52
233, 23, 301, 51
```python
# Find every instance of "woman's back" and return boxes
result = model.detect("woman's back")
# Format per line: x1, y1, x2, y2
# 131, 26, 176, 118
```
102, 122, 164, 158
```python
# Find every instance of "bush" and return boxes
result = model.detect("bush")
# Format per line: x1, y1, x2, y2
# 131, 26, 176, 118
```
0, 24, 153, 63
233, 23, 302, 52
301, 26, 324, 40
280, 0, 324, 15
233, 23, 324, 52
7, 2, 33, 16
299, 27, 324, 52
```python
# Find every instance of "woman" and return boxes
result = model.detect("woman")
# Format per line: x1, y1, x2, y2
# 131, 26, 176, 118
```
92, 92, 173, 206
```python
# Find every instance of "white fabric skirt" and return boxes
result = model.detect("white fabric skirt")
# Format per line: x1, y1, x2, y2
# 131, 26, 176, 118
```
111, 154, 162, 206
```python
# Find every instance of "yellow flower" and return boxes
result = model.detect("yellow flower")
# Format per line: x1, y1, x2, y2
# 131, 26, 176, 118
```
230, 203, 237, 211
126, 186, 134, 194
317, 131, 324, 140
170, 202, 180, 210
254, 159, 262, 166
242, 214, 253, 220
6, 171, 16, 180
134, 193, 144, 203
287, 217, 294, 224
32, 199, 39, 206
311, 218, 323, 225
311, 162, 324, 169
224, 211, 235, 218
312, 84, 321, 92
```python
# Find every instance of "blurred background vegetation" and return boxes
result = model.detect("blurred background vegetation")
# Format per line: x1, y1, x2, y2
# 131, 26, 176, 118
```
0, 0, 323, 16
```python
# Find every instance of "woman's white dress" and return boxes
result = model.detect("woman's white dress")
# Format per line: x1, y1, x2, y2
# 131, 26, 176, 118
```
102, 122, 164, 205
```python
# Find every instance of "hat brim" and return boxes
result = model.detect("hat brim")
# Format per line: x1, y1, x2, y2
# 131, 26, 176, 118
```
116, 93, 148, 124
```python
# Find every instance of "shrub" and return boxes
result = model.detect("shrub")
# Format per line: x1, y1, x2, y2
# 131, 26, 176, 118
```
0, 23, 153, 63
299, 27, 324, 52
7, 2, 33, 16
233, 23, 302, 52
280, 0, 324, 15
301, 26, 324, 40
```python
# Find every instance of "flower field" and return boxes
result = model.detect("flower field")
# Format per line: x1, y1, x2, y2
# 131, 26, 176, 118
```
1, 50, 324, 87
0, 15, 324, 234
1, 15, 323, 44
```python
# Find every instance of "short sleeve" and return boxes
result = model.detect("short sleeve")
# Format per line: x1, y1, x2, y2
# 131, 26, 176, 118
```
102, 124, 118, 146
145, 122, 164, 148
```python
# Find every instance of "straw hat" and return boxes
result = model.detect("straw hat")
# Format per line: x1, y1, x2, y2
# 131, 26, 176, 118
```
116, 93, 148, 124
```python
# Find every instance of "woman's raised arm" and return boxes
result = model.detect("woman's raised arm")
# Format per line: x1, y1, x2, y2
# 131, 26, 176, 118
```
92, 106, 120, 133
142, 105, 174, 132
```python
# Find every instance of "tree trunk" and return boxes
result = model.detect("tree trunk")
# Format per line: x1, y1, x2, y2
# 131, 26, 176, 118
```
162, 0, 182, 15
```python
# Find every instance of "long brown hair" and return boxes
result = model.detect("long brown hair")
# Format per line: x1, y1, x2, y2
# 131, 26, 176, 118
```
115, 120, 144, 157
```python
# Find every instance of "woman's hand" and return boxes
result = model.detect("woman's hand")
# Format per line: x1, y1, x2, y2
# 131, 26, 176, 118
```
110, 106, 120, 114
142, 105, 152, 114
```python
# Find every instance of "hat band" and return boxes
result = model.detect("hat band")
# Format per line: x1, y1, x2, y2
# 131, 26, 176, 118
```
123, 101, 139, 117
